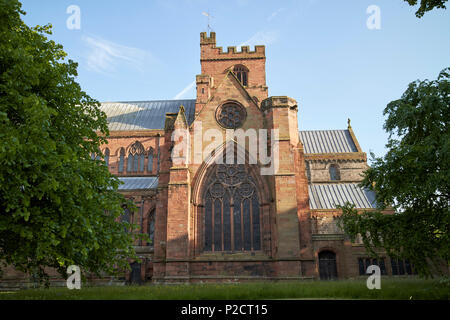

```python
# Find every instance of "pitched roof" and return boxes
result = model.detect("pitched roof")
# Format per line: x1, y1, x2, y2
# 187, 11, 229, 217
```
308, 183, 377, 210
101, 100, 196, 131
118, 177, 158, 191
299, 130, 358, 154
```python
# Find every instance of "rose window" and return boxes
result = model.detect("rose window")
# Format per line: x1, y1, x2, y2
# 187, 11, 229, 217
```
216, 103, 246, 129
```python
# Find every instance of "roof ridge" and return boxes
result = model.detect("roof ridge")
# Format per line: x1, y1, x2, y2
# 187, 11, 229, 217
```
102, 99, 196, 104
299, 129, 348, 132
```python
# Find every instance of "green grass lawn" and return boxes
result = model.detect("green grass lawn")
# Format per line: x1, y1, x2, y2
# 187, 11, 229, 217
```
0, 278, 448, 300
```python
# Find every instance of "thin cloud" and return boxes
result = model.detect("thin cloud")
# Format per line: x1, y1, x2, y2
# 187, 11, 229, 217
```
173, 80, 196, 99
82, 35, 155, 75
239, 31, 278, 47
267, 8, 285, 22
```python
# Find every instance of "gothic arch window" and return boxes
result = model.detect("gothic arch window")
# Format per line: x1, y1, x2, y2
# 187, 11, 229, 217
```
233, 65, 248, 86
203, 163, 261, 253
127, 141, 145, 173
148, 148, 154, 173
104, 148, 110, 167
148, 209, 155, 247
329, 164, 341, 181
118, 148, 125, 173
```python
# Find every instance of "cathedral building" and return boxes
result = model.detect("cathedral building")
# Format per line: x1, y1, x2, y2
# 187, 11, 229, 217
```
2, 32, 411, 289
96, 32, 407, 284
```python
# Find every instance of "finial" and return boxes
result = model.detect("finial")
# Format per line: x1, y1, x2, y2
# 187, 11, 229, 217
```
347, 118, 352, 128
202, 11, 214, 34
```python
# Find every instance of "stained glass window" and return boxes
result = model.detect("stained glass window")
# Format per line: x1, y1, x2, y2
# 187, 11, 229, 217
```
203, 163, 261, 252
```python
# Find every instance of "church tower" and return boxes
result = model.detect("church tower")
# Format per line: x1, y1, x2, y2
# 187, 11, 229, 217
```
196, 32, 268, 115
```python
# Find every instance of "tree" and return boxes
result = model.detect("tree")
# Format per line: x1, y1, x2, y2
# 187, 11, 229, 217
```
338, 68, 450, 277
0, 0, 142, 286
404, 0, 448, 17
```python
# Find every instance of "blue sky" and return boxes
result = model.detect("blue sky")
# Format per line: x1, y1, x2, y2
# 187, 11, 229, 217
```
20, 0, 450, 160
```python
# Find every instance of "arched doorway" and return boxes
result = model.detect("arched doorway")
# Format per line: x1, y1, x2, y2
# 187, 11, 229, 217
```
129, 262, 142, 285
318, 250, 338, 280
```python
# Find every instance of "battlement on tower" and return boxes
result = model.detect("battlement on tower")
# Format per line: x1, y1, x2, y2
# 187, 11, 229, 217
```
199, 32, 268, 103
200, 32, 265, 61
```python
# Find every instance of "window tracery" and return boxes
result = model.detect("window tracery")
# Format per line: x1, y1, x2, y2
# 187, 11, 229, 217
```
203, 164, 261, 252
215, 103, 247, 129
127, 141, 145, 173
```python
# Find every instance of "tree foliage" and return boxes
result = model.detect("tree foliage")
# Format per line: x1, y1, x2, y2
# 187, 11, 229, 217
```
404, 0, 448, 17
338, 68, 450, 277
0, 0, 141, 285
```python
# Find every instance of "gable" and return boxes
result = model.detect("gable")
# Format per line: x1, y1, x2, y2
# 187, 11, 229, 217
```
193, 71, 263, 131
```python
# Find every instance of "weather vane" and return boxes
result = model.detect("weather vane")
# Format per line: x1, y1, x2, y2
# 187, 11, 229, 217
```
202, 10, 214, 33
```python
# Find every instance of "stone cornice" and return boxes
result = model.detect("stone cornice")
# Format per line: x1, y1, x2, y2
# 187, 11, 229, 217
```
312, 234, 345, 241
304, 152, 367, 162
98, 130, 164, 138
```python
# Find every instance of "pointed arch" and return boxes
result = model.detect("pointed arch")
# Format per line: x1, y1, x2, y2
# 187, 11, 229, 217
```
192, 141, 271, 254
192, 140, 269, 205
126, 141, 145, 173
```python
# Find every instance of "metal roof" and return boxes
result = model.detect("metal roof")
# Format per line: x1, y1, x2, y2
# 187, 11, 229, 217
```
299, 130, 358, 154
309, 183, 377, 209
118, 177, 158, 191
101, 100, 196, 131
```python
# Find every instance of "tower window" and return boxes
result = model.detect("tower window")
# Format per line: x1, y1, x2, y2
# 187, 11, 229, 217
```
233, 65, 248, 86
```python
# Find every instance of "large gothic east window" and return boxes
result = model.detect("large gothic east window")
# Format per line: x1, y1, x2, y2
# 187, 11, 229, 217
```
203, 164, 261, 252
